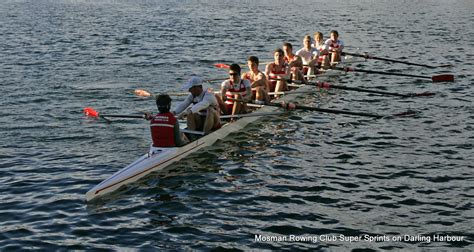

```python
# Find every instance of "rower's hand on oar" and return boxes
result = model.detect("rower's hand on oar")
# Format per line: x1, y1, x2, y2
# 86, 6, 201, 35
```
176, 109, 192, 120
134, 89, 152, 97
144, 112, 154, 120
280, 101, 297, 110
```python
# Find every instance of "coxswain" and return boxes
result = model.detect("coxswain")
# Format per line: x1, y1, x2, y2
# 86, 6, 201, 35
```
325, 30, 344, 65
146, 94, 189, 147
242, 56, 269, 105
173, 76, 220, 133
220, 63, 252, 115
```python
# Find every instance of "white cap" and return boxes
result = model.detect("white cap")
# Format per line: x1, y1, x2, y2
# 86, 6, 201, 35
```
182, 76, 203, 90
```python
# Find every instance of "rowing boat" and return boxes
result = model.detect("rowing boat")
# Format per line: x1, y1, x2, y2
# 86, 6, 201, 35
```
86, 84, 314, 201
85, 60, 355, 202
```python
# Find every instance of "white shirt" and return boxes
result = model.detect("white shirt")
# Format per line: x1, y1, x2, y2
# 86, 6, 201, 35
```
173, 90, 218, 115
296, 47, 320, 65
312, 42, 329, 52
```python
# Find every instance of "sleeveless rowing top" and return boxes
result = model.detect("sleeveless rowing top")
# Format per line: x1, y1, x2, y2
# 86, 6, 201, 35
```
267, 64, 287, 92
224, 80, 248, 107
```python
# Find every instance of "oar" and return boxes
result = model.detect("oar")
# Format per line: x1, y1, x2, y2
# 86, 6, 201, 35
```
266, 103, 416, 119
221, 111, 285, 119
84, 107, 145, 119
83, 107, 209, 136
228, 98, 415, 119
214, 63, 231, 69
269, 78, 435, 97
333, 66, 454, 82
135, 89, 220, 98
341, 52, 452, 68
312, 81, 435, 98
134, 78, 227, 98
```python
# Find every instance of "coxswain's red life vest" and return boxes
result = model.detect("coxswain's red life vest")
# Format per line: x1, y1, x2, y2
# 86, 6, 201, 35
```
150, 112, 177, 147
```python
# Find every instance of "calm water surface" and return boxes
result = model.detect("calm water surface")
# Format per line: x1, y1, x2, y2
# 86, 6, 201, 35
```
0, 0, 473, 250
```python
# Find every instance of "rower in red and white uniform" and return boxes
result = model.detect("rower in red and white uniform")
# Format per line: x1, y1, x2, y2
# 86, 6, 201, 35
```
313, 31, 330, 68
173, 76, 221, 133
146, 94, 189, 147
242, 56, 269, 105
283, 42, 306, 84
220, 63, 252, 116
325, 30, 344, 65
296, 35, 320, 76
265, 48, 290, 96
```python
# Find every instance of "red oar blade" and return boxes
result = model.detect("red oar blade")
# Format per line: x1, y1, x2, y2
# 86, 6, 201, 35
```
432, 74, 454, 82
214, 63, 230, 69
84, 107, 99, 118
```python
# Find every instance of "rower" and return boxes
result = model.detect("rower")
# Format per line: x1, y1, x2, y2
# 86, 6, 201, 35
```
325, 30, 344, 65
146, 94, 189, 147
283, 42, 306, 84
296, 35, 320, 76
313, 31, 330, 68
173, 76, 220, 133
242, 56, 269, 105
265, 48, 290, 97
220, 63, 252, 115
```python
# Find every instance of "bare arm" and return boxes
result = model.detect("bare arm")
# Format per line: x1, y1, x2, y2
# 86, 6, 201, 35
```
220, 81, 227, 102
173, 121, 185, 146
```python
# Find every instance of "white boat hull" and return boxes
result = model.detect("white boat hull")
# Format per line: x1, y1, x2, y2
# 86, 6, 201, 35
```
85, 84, 315, 202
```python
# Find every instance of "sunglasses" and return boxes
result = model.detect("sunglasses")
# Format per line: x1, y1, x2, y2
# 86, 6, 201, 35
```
229, 72, 238, 76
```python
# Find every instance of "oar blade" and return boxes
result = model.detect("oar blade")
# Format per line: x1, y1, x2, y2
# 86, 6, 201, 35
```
84, 107, 99, 118
214, 63, 230, 69
432, 74, 454, 82
134, 89, 152, 97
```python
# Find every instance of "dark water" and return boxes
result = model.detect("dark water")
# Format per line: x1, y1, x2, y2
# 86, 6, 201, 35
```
1, 0, 473, 250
